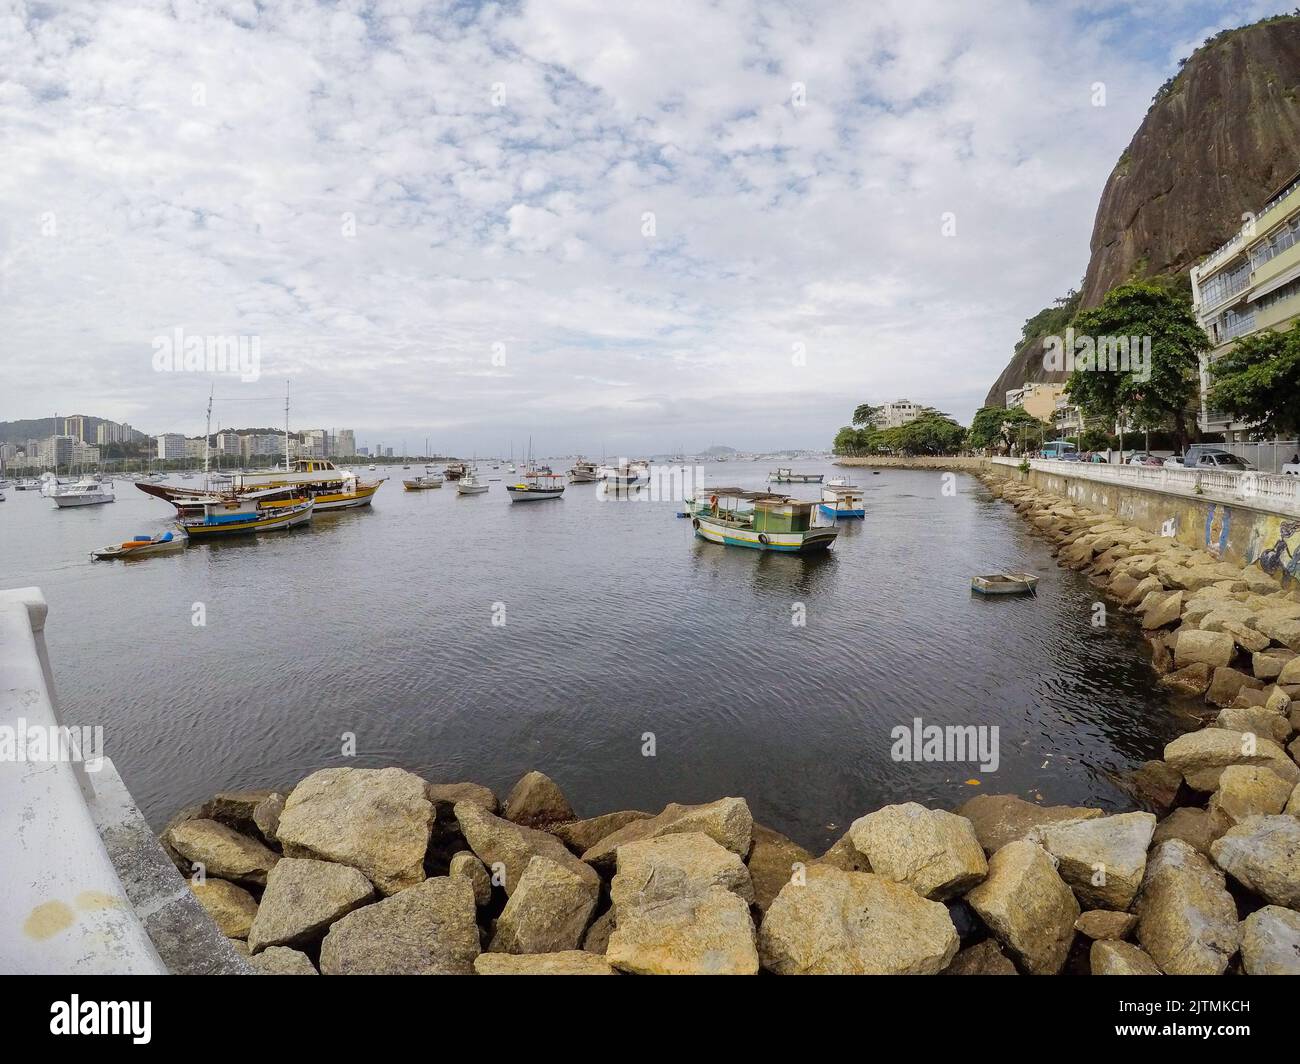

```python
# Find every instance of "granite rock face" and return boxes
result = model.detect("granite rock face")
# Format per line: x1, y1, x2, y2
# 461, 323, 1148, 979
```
247, 857, 375, 953
1135, 840, 1239, 976
965, 841, 1079, 976
275, 767, 433, 895
489, 856, 598, 955
847, 803, 987, 901
955, 794, 1103, 853
758, 865, 959, 975
606, 887, 759, 975
165, 819, 279, 886
319, 877, 480, 975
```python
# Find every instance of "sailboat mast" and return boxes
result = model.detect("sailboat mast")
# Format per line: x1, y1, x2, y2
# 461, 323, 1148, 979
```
284, 381, 291, 471
203, 386, 212, 482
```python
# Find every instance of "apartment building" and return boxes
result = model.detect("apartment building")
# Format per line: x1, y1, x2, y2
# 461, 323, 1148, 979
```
871, 400, 923, 429
1005, 382, 1065, 423
156, 433, 186, 460
1191, 168, 1300, 438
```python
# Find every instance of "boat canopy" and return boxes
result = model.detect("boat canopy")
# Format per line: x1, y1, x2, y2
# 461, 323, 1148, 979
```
701, 487, 791, 501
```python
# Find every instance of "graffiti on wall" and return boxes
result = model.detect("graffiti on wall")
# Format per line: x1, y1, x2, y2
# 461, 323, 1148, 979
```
1249, 518, 1300, 587
1160, 516, 1178, 538
1203, 504, 1231, 559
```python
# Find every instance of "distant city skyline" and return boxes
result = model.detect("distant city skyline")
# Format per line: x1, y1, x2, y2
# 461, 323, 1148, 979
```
1, 2, 1284, 451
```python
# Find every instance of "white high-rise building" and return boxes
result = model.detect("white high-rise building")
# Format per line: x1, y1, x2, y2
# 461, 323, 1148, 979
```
156, 433, 186, 460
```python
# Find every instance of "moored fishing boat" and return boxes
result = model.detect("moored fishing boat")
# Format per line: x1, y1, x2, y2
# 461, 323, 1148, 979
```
768, 467, 823, 483
443, 461, 469, 481
567, 457, 601, 483
599, 459, 649, 488
403, 474, 444, 490
818, 480, 865, 519
91, 529, 187, 560
175, 488, 314, 538
457, 471, 489, 495
689, 488, 838, 553
506, 472, 565, 501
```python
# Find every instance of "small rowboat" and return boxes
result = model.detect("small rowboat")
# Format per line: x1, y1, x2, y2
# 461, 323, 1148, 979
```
971, 572, 1038, 595
92, 530, 187, 560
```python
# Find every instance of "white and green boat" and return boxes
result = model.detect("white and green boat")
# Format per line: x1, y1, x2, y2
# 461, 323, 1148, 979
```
689, 488, 838, 553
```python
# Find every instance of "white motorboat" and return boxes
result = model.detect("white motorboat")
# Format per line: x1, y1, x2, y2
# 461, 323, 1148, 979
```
457, 471, 489, 495
51, 478, 116, 507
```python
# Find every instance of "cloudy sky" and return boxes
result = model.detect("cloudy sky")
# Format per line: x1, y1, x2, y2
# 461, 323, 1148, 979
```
0, 0, 1285, 453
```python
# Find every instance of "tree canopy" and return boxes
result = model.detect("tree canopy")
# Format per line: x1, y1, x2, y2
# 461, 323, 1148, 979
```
967, 406, 1051, 452
1207, 322, 1300, 439
1063, 282, 1206, 447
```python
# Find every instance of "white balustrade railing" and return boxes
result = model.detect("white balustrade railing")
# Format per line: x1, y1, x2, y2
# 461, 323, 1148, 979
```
990, 457, 1300, 516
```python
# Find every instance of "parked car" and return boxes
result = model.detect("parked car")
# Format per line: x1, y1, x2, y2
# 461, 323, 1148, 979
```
1193, 452, 1255, 471
1163, 455, 1185, 468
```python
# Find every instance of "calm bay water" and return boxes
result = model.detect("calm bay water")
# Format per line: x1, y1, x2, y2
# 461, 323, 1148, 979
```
0, 462, 1196, 850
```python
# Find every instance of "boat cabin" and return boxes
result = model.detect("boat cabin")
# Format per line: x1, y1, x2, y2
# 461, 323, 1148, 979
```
696, 488, 819, 532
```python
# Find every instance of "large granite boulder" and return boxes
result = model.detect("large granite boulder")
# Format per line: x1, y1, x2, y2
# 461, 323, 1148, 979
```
502, 770, 576, 828
1135, 840, 1239, 975
454, 800, 599, 895
759, 864, 958, 975
1029, 812, 1156, 910
1206, 765, 1294, 839
606, 887, 759, 975
275, 767, 433, 895
955, 794, 1103, 853
1214, 705, 1292, 744
1074, 908, 1138, 941
164, 819, 279, 886
489, 856, 598, 954
1240, 906, 1300, 975
610, 831, 753, 909
846, 803, 987, 901
1162, 730, 1299, 792
1090, 940, 1162, 975
425, 781, 498, 816
745, 824, 813, 912
965, 840, 1079, 975
474, 951, 617, 975
1210, 815, 1300, 908
582, 797, 753, 871
319, 876, 480, 975
250, 946, 319, 975
1174, 629, 1235, 669
188, 878, 258, 939
247, 857, 375, 953
940, 938, 1018, 975
1152, 807, 1215, 855
549, 810, 653, 854
252, 792, 286, 845
449, 850, 492, 906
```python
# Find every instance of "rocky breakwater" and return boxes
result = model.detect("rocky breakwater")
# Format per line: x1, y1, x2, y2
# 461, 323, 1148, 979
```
163, 750, 1300, 973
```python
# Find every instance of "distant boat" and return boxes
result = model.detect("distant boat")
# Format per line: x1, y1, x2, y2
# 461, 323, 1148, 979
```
444, 461, 469, 481
769, 467, 823, 484
403, 474, 444, 491
567, 458, 601, 483
51, 478, 116, 507
92, 529, 187, 560
507, 472, 565, 501
13, 478, 39, 491
689, 489, 837, 553
971, 572, 1039, 596
599, 459, 648, 488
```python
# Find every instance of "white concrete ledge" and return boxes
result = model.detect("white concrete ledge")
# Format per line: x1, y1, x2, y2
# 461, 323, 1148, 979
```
0, 587, 249, 974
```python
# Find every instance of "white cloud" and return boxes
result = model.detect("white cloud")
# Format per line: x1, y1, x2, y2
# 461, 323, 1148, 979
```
0, 0, 1266, 451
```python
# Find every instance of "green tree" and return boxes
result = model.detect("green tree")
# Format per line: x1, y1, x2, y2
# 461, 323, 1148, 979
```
1207, 323, 1300, 438
881, 413, 966, 455
851, 403, 881, 427
1062, 282, 1206, 450
967, 406, 1050, 452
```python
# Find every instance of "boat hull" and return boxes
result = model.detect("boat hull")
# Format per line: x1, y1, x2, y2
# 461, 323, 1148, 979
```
693, 516, 837, 552
52, 493, 114, 507
182, 502, 314, 537
818, 503, 865, 519
507, 485, 564, 501
457, 484, 489, 494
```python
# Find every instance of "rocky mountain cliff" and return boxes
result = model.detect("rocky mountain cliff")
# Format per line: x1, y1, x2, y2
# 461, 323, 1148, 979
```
985, 15, 1300, 408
